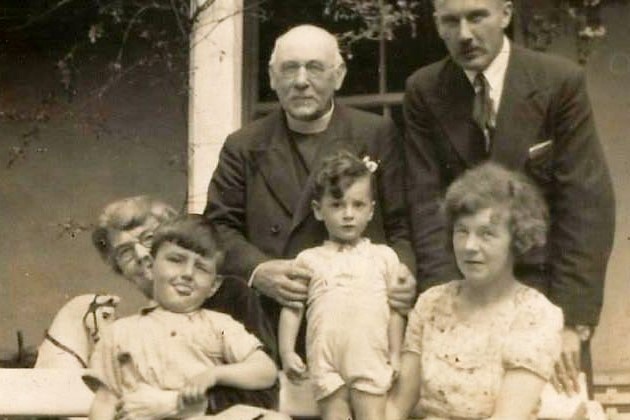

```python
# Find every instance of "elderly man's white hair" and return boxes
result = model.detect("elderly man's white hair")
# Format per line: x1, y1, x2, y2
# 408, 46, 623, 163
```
268, 24, 344, 68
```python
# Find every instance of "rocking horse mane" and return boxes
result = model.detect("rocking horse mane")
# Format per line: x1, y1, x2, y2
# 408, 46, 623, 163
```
34, 293, 119, 369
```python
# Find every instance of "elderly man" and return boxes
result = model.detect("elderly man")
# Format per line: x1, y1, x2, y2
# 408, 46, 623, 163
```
92, 195, 279, 415
403, 0, 615, 395
205, 25, 416, 356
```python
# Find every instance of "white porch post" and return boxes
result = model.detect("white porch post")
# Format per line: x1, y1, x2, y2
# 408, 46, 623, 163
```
187, 0, 244, 213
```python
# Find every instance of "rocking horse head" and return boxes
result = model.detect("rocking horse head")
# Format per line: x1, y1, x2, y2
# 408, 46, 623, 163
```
34, 294, 120, 369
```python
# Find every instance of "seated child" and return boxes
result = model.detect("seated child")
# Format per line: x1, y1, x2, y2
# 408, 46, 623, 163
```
87, 215, 279, 419
279, 150, 406, 420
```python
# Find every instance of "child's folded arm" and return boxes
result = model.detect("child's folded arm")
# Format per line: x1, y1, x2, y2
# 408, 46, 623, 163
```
212, 349, 278, 390
178, 350, 277, 413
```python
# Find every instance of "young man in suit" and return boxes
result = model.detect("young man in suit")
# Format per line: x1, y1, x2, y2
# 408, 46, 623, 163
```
205, 25, 417, 356
403, 0, 615, 395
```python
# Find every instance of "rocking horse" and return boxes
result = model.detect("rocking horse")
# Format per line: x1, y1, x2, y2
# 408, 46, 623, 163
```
34, 294, 120, 369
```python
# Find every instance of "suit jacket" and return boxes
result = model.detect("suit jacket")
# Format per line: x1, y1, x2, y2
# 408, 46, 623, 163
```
404, 44, 615, 326
205, 104, 415, 327
202, 275, 278, 412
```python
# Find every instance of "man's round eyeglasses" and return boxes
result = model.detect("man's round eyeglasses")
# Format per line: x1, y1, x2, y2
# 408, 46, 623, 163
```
277, 60, 335, 79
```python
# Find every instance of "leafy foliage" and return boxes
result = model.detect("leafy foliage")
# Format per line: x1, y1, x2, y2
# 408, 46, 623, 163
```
517, 0, 627, 63
5, 1, 264, 99
323, 0, 428, 53
323, 0, 626, 64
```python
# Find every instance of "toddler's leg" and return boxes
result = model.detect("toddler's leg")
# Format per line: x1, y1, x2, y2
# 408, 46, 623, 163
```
350, 389, 386, 420
318, 386, 352, 420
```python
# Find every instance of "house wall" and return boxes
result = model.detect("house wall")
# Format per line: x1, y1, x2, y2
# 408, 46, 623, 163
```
0, 49, 187, 360
581, 2, 630, 374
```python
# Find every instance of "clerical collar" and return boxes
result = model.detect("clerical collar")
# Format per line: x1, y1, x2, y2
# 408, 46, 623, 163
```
464, 35, 511, 95
286, 103, 335, 134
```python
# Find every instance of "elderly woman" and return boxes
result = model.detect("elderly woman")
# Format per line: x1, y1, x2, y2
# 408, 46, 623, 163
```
91, 196, 279, 415
92, 196, 176, 299
387, 163, 563, 420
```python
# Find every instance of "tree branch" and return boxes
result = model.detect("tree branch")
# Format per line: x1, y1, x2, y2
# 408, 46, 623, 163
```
116, 5, 153, 64
8, 0, 80, 31
170, 0, 188, 40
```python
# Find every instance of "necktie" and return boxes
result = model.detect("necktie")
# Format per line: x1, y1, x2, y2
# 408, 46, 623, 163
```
472, 72, 495, 152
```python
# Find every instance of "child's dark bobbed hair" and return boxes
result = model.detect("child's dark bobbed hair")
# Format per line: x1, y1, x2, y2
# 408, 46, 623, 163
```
312, 149, 375, 201
151, 214, 225, 268
443, 162, 549, 257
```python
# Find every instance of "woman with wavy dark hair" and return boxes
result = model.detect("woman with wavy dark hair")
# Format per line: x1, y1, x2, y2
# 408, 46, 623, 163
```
387, 163, 563, 420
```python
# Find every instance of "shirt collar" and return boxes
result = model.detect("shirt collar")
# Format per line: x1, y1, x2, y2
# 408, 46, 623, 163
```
139, 303, 204, 319
286, 102, 335, 134
140, 301, 159, 315
464, 36, 511, 92
323, 237, 370, 252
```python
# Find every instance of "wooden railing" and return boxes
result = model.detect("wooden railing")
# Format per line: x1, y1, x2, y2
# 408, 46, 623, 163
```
0, 368, 622, 419
594, 372, 630, 419
0, 369, 93, 416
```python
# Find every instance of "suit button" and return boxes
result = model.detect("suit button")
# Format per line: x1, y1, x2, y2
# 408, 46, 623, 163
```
270, 224, 281, 235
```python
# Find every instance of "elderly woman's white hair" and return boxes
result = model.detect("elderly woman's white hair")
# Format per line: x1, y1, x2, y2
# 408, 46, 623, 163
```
92, 195, 177, 273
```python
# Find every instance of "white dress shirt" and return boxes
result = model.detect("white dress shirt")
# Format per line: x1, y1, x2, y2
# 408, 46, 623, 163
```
464, 36, 511, 127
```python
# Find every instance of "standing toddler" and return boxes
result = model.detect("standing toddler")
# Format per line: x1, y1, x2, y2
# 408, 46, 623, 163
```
279, 150, 405, 420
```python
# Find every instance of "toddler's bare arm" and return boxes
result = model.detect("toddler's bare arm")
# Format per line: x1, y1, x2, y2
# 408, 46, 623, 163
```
278, 305, 307, 382
388, 310, 405, 373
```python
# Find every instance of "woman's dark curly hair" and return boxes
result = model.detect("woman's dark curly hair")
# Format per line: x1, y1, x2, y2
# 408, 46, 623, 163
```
443, 162, 549, 257
312, 149, 375, 202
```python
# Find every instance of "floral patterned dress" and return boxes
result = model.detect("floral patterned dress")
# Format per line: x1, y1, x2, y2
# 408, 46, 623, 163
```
403, 281, 563, 419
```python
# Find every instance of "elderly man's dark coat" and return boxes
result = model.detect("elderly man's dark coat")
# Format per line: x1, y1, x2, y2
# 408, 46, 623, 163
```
205, 104, 415, 331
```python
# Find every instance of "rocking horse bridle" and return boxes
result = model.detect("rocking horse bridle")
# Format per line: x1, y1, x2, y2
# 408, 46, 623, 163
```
44, 330, 89, 368
44, 294, 118, 368
82, 294, 117, 343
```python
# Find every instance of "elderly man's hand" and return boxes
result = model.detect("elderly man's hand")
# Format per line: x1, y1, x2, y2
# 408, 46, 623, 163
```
550, 327, 581, 395
387, 263, 417, 315
252, 259, 311, 308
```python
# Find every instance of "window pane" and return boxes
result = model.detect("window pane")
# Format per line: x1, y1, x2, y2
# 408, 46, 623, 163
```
257, 1, 447, 101
385, 25, 446, 93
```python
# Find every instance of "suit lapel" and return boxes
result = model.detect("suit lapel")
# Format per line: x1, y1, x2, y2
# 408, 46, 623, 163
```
251, 112, 303, 216
492, 46, 546, 168
290, 106, 363, 232
433, 60, 480, 165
